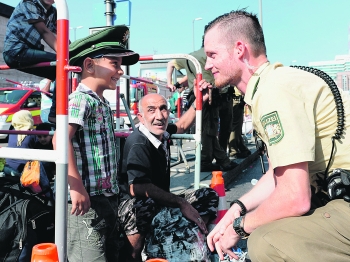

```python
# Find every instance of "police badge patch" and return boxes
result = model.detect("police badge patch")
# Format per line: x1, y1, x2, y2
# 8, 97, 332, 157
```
261, 111, 284, 145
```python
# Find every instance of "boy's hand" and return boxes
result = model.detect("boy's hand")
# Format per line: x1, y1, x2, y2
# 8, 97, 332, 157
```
69, 184, 91, 216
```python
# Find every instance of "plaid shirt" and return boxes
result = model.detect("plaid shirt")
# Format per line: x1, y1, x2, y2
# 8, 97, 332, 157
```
68, 84, 119, 196
4, 0, 57, 54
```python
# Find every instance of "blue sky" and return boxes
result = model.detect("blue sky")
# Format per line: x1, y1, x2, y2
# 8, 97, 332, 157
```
2, 0, 350, 77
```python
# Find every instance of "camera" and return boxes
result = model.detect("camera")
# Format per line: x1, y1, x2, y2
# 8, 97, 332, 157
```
327, 168, 350, 200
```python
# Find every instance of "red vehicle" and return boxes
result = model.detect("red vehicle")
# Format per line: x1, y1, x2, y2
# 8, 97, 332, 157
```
0, 87, 42, 139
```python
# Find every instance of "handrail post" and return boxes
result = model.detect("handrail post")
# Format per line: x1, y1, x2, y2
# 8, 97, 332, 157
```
55, 0, 69, 261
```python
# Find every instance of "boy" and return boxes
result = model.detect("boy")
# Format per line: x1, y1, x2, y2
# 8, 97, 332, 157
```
53, 25, 139, 262
3, 0, 57, 81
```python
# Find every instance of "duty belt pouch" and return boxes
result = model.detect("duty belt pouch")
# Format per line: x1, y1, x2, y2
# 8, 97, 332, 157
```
326, 169, 350, 200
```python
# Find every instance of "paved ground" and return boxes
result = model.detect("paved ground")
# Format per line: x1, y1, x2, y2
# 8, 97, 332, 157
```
168, 137, 259, 262
169, 137, 258, 194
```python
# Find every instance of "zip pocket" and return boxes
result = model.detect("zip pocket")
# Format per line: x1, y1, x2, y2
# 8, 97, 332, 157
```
19, 199, 30, 250
28, 210, 51, 230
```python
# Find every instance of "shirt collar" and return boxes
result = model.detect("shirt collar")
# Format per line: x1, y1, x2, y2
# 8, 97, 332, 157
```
75, 83, 110, 106
35, 0, 54, 14
244, 62, 270, 105
139, 123, 170, 149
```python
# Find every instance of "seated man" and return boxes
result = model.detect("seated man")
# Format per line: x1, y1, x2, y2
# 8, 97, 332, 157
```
4, 110, 36, 176
118, 93, 219, 262
34, 122, 55, 182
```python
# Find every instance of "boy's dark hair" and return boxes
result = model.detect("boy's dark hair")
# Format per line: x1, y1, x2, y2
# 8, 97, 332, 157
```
36, 123, 56, 131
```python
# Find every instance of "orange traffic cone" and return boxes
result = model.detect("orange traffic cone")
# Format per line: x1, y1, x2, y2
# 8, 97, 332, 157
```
31, 243, 59, 262
209, 171, 227, 231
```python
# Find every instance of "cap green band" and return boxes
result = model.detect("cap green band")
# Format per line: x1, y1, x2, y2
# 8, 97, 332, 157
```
72, 42, 124, 60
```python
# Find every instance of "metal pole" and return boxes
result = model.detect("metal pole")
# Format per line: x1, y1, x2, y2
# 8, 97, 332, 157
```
55, 1, 70, 261
105, 0, 114, 26
69, 26, 83, 41
259, 0, 263, 28
192, 20, 195, 51
192, 18, 202, 51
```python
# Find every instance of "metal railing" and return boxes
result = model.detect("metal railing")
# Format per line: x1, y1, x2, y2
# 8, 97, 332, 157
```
0, 1, 205, 259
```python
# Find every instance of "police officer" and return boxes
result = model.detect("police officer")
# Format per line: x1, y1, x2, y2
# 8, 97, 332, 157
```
204, 10, 350, 262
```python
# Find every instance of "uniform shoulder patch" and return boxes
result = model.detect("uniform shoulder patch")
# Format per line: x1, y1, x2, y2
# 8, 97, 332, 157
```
260, 111, 284, 145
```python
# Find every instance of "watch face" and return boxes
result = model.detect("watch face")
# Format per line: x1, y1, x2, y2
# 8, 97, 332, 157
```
233, 216, 242, 228
233, 216, 249, 238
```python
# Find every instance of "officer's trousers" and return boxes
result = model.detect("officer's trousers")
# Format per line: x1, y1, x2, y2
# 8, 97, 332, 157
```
248, 199, 350, 262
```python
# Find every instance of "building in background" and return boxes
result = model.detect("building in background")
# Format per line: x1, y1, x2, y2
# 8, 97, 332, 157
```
309, 55, 350, 92
308, 25, 350, 92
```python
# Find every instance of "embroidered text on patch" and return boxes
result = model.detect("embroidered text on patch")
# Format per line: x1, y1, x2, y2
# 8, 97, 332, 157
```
261, 111, 284, 145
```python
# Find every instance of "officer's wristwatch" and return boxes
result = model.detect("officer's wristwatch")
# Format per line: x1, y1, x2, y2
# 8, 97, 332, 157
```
233, 216, 250, 239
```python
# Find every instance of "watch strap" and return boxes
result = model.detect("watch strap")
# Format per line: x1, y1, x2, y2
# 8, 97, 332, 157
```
230, 199, 247, 215
191, 101, 196, 110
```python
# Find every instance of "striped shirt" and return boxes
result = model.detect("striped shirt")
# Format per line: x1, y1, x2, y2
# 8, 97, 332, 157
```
68, 84, 119, 196
4, 0, 57, 54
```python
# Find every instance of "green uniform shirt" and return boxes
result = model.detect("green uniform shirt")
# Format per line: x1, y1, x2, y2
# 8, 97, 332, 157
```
245, 62, 350, 177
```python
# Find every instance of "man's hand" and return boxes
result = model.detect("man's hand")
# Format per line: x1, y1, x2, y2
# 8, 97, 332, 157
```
194, 79, 213, 103
214, 224, 241, 261
69, 183, 91, 216
167, 83, 176, 92
207, 205, 241, 251
179, 198, 208, 234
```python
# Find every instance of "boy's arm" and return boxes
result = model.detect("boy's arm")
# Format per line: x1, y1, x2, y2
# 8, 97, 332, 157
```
53, 124, 90, 215
67, 124, 90, 215
33, 21, 57, 52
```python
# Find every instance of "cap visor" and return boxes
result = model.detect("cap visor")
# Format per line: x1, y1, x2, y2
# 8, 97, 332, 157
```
103, 51, 140, 65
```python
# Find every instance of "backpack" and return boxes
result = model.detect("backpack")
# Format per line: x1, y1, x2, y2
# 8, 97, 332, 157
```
0, 177, 55, 262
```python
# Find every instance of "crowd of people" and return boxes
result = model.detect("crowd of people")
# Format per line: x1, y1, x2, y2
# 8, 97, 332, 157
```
1, 1, 350, 262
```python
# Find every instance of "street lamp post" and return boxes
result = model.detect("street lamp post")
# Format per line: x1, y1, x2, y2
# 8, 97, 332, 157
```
192, 17, 202, 51
69, 26, 84, 41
